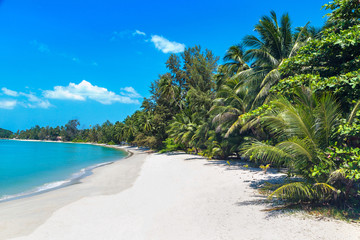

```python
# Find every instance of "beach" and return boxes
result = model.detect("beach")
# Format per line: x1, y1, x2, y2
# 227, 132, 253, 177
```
1, 147, 359, 240
0, 146, 145, 239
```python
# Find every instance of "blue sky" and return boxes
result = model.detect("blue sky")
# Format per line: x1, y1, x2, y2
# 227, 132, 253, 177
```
0, 0, 328, 131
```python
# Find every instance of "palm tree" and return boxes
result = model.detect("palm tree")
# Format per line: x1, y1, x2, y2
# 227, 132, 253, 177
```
234, 11, 309, 105
139, 111, 153, 132
294, 25, 322, 42
211, 77, 255, 137
167, 111, 203, 153
242, 87, 341, 202
158, 74, 182, 109
222, 44, 249, 77
215, 11, 310, 138
121, 117, 137, 143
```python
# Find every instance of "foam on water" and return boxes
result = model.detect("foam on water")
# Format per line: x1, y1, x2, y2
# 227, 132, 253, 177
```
0, 140, 127, 202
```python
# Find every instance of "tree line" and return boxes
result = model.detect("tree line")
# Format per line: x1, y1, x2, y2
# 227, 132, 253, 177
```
8, 0, 360, 216
10, 119, 123, 144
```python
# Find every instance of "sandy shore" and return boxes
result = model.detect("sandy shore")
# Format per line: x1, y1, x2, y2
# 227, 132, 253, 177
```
0, 146, 146, 240
2, 150, 360, 240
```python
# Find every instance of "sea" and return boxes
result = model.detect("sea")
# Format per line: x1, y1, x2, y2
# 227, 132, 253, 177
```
0, 139, 127, 201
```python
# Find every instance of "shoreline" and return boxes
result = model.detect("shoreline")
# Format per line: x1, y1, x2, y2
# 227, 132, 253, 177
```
0, 139, 132, 203
9, 152, 360, 240
0, 146, 147, 240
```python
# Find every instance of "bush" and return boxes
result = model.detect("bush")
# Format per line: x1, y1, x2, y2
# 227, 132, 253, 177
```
159, 138, 183, 153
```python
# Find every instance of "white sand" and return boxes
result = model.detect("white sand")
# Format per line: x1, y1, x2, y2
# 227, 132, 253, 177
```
5, 151, 360, 240
0, 146, 146, 240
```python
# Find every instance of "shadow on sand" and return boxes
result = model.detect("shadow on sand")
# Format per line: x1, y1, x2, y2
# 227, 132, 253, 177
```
195, 157, 290, 217
155, 151, 292, 217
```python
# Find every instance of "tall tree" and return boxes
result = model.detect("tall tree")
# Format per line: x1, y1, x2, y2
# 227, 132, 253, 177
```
234, 11, 309, 105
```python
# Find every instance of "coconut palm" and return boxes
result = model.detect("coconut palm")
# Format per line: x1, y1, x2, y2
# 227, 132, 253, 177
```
234, 11, 309, 105
215, 11, 311, 138
242, 87, 342, 202
121, 117, 137, 143
294, 25, 322, 42
167, 110, 205, 152
158, 74, 182, 109
211, 77, 257, 138
139, 111, 153, 132
222, 44, 249, 77
167, 111, 195, 147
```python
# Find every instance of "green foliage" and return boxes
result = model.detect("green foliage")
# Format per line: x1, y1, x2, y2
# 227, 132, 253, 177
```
280, 25, 360, 79
0, 128, 13, 138
337, 120, 360, 147
12, 1, 360, 213
231, 11, 312, 106
325, 146, 360, 180
72, 138, 87, 143
159, 138, 183, 153
259, 0, 360, 207
274, 71, 360, 108
260, 164, 271, 173
277, 1, 360, 110
242, 88, 349, 202
323, 0, 360, 30
63, 119, 80, 141
202, 141, 223, 159
269, 182, 336, 202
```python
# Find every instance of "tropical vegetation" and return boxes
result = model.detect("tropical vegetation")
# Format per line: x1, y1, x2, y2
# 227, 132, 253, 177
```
0, 128, 12, 138
7, 0, 360, 217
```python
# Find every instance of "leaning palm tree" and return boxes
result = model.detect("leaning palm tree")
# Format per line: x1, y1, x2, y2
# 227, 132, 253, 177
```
235, 11, 309, 106
211, 77, 255, 137
217, 11, 311, 138
242, 87, 341, 202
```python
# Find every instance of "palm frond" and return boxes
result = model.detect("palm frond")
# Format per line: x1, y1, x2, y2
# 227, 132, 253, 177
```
268, 182, 314, 201
242, 140, 291, 165
289, 22, 310, 58
315, 94, 340, 147
276, 137, 314, 164
327, 169, 347, 184
312, 183, 336, 200
240, 116, 260, 133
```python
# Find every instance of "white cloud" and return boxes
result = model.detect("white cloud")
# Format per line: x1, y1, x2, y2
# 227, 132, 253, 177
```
2, 87, 19, 97
27, 100, 51, 109
44, 80, 141, 104
0, 100, 17, 109
0, 88, 51, 109
111, 29, 146, 41
20, 92, 39, 102
20, 93, 52, 109
120, 87, 142, 98
44, 86, 85, 101
133, 30, 146, 36
150, 35, 185, 54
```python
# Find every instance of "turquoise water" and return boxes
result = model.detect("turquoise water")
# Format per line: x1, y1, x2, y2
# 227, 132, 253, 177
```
0, 140, 127, 201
